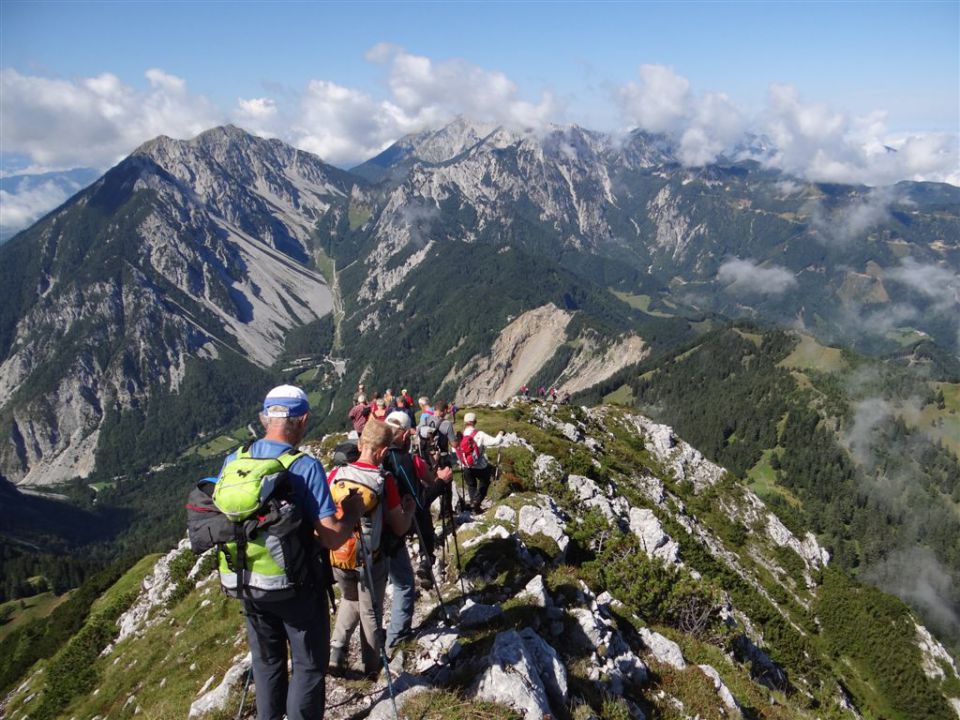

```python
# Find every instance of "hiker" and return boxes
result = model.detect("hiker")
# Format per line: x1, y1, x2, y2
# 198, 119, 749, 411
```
380, 411, 419, 649
327, 420, 415, 676
389, 393, 417, 429
538, 385, 546, 400
417, 396, 434, 427
213, 386, 364, 720
348, 393, 370, 435
372, 397, 388, 421
550, 386, 557, 401
414, 425, 453, 589
434, 401, 457, 457
456, 412, 505, 513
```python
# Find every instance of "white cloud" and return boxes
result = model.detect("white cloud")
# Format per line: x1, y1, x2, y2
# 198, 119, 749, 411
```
0, 180, 71, 238
291, 45, 560, 165
885, 258, 960, 313
234, 97, 281, 138
0, 68, 222, 169
293, 79, 404, 165
2, 52, 956, 189
615, 66, 959, 185
617, 64, 747, 167
762, 84, 960, 186
808, 188, 897, 245
617, 64, 691, 134
717, 258, 797, 295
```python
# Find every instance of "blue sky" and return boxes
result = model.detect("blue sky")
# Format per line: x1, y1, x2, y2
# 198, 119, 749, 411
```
4, 1, 957, 132
7, 0, 960, 131
0, 0, 957, 236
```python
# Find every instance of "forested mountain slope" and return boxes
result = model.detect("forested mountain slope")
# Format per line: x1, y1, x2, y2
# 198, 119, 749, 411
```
582, 326, 960, 656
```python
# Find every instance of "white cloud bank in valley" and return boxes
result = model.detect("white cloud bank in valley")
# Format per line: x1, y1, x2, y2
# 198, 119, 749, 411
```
717, 258, 798, 295
0, 50, 957, 236
0, 180, 72, 238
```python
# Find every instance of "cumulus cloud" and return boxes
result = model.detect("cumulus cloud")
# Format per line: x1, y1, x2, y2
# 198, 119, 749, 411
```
0, 68, 222, 169
292, 45, 560, 164
617, 64, 747, 167
717, 258, 797, 295
234, 97, 280, 137
763, 84, 959, 186
615, 66, 959, 185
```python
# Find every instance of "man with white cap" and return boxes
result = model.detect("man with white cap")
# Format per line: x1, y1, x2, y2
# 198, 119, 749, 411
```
458, 412, 504, 513
220, 385, 363, 720
382, 411, 453, 641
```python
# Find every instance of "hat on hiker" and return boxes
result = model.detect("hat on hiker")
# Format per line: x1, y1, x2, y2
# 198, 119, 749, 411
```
464, 412, 477, 424
385, 411, 411, 430
262, 385, 310, 418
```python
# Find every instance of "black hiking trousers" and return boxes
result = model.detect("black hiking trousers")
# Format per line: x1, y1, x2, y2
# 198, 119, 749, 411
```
415, 480, 453, 565
243, 591, 329, 720
463, 465, 494, 510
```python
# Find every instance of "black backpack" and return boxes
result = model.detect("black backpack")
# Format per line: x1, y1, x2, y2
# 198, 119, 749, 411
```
332, 440, 360, 467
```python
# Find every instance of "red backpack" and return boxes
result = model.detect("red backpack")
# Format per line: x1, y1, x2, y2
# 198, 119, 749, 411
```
456, 430, 483, 468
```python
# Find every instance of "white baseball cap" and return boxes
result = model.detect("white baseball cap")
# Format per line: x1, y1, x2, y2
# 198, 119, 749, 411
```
463, 412, 477, 423
385, 411, 411, 430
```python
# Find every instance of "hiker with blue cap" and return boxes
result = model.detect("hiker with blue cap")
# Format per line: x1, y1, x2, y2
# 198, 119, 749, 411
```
217, 385, 364, 720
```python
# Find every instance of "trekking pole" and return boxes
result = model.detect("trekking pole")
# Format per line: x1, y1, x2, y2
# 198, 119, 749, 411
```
494, 449, 502, 485
448, 498, 467, 598
236, 667, 252, 720
438, 494, 448, 581
356, 529, 400, 720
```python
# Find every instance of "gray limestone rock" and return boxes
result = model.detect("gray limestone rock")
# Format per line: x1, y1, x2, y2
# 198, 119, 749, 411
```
474, 629, 567, 719
639, 627, 686, 669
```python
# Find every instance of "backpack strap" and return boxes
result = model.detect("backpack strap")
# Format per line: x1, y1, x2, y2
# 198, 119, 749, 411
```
276, 450, 303, 470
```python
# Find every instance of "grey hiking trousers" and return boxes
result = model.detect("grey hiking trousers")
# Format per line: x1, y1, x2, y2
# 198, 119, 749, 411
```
331, 558, 388, 673
242, 591, 329, 720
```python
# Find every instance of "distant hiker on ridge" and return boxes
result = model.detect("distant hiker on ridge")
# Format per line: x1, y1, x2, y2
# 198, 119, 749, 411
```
417, 396, 435, 427
348, 393, 370, 435
456, 412, 505, 513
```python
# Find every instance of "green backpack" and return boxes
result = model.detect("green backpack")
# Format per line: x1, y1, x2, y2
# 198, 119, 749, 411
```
188, 445, 322, 602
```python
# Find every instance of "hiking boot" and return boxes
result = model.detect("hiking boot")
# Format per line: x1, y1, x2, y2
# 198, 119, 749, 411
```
328, 647, 347, 676
416, 556, 434, 579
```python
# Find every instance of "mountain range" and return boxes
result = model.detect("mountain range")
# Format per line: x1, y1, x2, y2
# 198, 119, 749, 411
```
1, 118, 956, 489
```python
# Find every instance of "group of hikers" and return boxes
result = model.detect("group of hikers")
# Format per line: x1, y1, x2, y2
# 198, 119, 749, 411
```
187, 383, 506, 720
